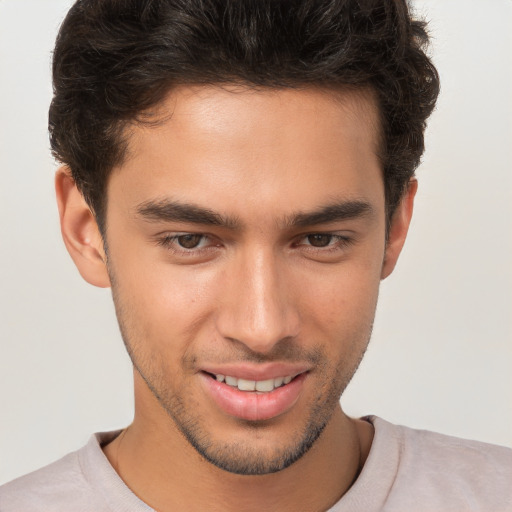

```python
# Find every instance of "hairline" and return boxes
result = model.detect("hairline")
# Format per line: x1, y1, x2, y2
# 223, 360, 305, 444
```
95, 82, 388, 238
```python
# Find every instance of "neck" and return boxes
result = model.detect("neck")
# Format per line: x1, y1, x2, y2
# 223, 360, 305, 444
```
103, 376, 373, 512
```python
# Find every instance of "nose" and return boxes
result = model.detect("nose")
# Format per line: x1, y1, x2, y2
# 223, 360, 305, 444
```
215, 247, 300, 355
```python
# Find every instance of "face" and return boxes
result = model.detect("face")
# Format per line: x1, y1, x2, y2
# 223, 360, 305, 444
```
97, 86, 395, 474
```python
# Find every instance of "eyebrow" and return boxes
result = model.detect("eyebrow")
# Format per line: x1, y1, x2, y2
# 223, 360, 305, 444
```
286, 200, 374, 228
136, 199, 241, 229
135, 198, 374, 230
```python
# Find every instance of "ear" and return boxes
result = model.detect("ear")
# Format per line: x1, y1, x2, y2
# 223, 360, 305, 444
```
55, 166, 111, 288
381, 179, 417, 280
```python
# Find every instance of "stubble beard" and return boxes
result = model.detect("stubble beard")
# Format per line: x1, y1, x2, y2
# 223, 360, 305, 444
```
129, 350, 362, 476
109, 276, 372, 476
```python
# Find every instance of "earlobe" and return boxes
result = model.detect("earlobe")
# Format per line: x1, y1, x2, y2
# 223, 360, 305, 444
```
55, 166, 111, 288
381, 179, 417, 280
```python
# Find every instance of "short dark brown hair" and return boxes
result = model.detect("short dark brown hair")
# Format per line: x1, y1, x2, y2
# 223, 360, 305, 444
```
49, 0, 439, 232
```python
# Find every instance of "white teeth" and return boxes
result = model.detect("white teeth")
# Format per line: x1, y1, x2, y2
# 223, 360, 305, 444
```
255, 379, 275, 392
225, 375, 238, 386
237, 378, 256, 391
214, 373, 296, 392
274, 376, 284, 387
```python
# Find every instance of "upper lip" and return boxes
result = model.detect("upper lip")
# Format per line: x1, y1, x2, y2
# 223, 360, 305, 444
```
200, 363, 310, 381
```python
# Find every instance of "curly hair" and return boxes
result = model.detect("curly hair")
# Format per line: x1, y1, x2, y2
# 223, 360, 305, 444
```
49, 0, 439, 232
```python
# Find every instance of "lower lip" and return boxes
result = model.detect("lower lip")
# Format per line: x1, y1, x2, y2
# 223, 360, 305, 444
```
201, 372, 307, 422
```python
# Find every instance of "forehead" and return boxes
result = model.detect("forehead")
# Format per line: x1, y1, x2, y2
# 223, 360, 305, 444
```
110, 85, 384, 222
128, 84, 381, 158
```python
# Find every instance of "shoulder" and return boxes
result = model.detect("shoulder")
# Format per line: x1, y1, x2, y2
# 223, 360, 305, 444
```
0, 432, 122, 512
0, 450, 93, 512
394, 418, 512, 478
374, 416, 512, 511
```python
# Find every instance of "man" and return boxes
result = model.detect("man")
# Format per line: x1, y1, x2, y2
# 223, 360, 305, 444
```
1, 0, 510, 510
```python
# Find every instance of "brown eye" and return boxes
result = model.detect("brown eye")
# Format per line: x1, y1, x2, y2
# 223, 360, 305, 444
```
176, 234, 203, 249
306, 234, 333, 247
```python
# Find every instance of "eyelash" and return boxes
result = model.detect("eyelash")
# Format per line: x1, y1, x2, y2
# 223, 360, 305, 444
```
155, 232, 354, 257
156, 233, 219, 256
295, 234, 354, 253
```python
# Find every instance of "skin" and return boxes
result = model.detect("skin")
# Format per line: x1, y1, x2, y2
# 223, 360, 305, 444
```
56, 85, 416, 512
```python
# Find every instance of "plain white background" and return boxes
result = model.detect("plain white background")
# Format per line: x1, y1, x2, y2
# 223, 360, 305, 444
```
0, 0, 511, 485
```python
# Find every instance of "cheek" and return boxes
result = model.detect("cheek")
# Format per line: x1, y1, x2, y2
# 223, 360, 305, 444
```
110, 251, 221, 354
295, 259, 382, 344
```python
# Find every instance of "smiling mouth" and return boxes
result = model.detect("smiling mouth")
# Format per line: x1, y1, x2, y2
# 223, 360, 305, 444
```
204, 372, 301, 393
201, 370, 308, 421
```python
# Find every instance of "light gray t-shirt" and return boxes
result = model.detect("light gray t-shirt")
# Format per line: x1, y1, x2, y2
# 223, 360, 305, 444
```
1, 416, 511, 511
